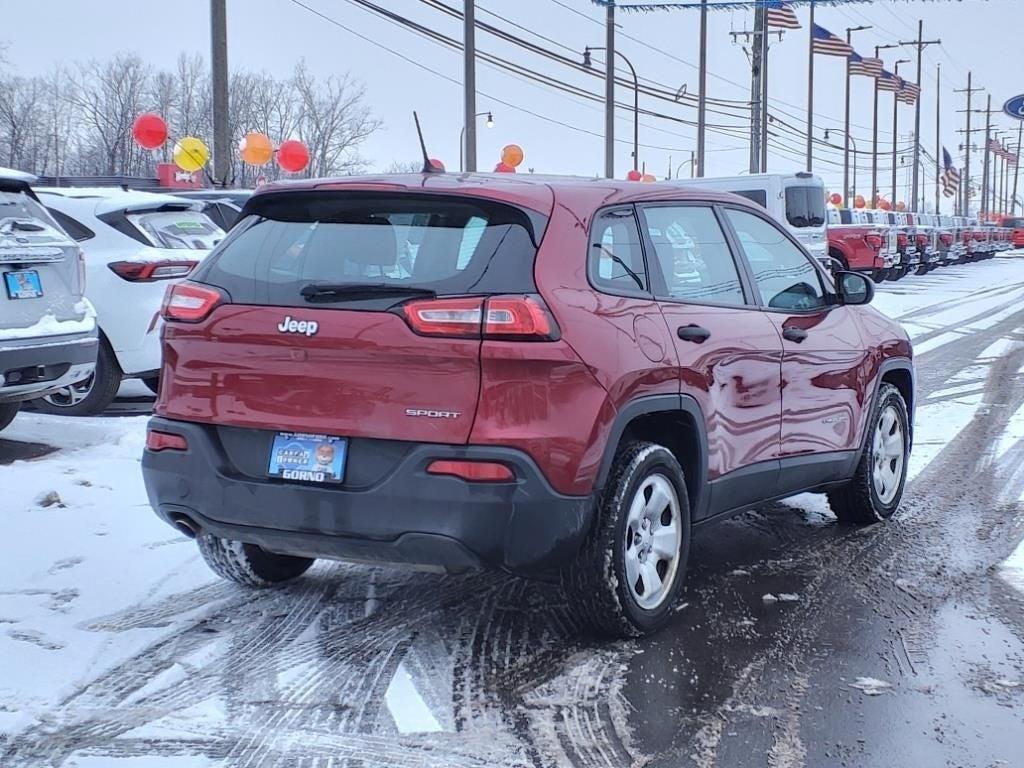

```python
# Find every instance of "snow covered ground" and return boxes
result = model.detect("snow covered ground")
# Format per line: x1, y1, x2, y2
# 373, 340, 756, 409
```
2, 255, 1024, 766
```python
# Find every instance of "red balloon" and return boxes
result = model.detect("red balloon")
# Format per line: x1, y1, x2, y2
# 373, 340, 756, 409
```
277, 140, 310, 173
626, 169, 643, 181
829, 193, 842, 206
428, 158, 446, 172
132, 113, 167, 150
494, 162, 516, 173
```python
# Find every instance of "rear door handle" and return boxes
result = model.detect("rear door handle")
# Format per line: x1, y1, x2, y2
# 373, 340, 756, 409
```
677, 324, 711, 344
782, 327, 808, 343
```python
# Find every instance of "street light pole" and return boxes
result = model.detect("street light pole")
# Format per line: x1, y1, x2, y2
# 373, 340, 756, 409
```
463, 0, 478, 172
604, 3, 615, 178
892, 59, 910, 205
585, 45, 640, 173
844, 25, 871, 204
459, 112, 494, 172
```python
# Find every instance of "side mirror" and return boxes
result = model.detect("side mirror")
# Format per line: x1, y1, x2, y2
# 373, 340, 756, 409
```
835, 270, 874, 306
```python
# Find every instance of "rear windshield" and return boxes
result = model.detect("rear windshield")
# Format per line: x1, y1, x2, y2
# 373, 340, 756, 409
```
733, 189, 767, 208
1004, 217, 1024, 228
127, 210, 224, 250
784, 185, 826, 228
0, 189, 74, 248
193, 192, 544, 307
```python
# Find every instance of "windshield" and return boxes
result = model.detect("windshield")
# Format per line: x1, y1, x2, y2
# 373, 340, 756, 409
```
127, 210, 224, 250
0, 189, 73, 247
193, 193, 543, 309
784, 185, 826, 228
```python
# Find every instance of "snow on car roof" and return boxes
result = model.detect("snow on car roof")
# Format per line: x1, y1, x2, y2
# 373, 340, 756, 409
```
0, 167, 38, 183
35, 187, 198, 216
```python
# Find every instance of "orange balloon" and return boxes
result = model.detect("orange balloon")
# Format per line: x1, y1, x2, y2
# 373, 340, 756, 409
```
500, 144, 524, 168
641, 173, 656, 183
854, 194, 866, 209
895, 201, 906, 212
239, 132, 273, 166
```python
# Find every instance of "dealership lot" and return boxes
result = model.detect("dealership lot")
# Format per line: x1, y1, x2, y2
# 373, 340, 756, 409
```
1, 255, 1022, 768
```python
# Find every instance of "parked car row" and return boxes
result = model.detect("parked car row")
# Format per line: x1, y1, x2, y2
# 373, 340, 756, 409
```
827, 207, 1017, 283
0, 169, 233, 430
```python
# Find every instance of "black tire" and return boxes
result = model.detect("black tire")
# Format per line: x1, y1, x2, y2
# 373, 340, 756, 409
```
35, 337, 122, 417
889, 265, 906, 281
0, 402, 18, 432
142, 376, 160, 396
562, 441, 691, 638
915, 262, 930, 275
871, 269, 890, 284
197, 533, 314, 586
827, 383, 910, 524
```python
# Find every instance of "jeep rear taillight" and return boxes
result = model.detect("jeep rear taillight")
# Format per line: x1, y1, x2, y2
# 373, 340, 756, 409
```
161, 282, 224, 323
109, 260, 197, 282
401, 295, 559, 341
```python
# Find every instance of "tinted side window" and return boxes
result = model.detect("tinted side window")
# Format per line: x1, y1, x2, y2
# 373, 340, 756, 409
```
641, 205, 746, 306
589, 208, 648, 293
47, 208, 95, 241
733, 189, 768, 208
725, 209, 828, 312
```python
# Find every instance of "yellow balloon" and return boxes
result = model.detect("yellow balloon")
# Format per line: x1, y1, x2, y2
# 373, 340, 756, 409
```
173, 136, 209, 173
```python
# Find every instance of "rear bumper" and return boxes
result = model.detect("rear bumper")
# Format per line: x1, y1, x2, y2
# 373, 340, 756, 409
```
141, 417, 594, 575
0, 331, 98, 402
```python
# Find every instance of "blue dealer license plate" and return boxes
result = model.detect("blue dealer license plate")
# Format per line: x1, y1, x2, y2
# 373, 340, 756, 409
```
4, 270, 43, 299
267, 433, 347, 484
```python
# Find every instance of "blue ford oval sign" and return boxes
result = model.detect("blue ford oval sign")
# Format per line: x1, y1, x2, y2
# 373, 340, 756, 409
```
1004, 94, 1024, 120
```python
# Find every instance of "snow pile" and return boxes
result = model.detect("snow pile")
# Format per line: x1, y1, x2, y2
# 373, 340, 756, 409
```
0, 298, 96, 341
849, 677, 893, 696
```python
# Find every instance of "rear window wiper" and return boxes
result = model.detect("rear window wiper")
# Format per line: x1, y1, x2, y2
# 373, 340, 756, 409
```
299, 282, 438, 303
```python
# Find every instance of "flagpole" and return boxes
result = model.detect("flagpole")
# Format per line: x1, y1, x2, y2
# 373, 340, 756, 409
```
871, 46, 881, 207
844, 32, 852, 204
892, 62, 907, 206
981, 95, 991, 217
935, 63, 941, 213
806, 0, 815, 172
1013, 121, 1022, 216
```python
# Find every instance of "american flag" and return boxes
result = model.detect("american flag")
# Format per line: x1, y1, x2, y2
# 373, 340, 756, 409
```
988, 139, 1018, 164
812, 23, 854, 57
766, 1, 801, 30
876, 70, 901, 92
942, 147, 961, 198
897, 81, 920, 105
848, 53, 883, 78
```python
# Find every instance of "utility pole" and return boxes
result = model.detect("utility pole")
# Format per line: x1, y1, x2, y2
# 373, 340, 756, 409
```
873, 44, 900, 207
210, 0, 229, 187
697, 0, 707, 177
463, 0, 477, 172
900, 20, 941, 212
806, 0, 815, 171
1014, 121, 1022, 215
844, 25, 870, 204
935, 63, 941, 213
892, 59, 910, 206
954, 72, 982, 216
749, 3, 765, 174
761, 27, 770, 173
604, 2, 615, 178
981, 95, 992, 216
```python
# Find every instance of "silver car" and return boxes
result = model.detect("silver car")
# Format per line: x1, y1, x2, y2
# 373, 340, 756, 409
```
0, 169, 97, 432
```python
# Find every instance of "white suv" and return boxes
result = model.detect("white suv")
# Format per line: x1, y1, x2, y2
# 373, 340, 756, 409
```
36, 188, 223, 415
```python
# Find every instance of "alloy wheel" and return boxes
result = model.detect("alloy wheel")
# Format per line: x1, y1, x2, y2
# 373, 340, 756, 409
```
624, 473, 682, 610
872, 405, 905, 505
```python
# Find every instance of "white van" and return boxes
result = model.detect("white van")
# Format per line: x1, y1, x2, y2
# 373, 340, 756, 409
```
670, 172, 828, 264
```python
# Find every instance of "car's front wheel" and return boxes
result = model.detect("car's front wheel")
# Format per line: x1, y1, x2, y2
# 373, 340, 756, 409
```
35, 338, 122, 417
563, 441, 691, 638
197, 533, 315, 586
0, 402, 18, 433
827, 383, 910, 524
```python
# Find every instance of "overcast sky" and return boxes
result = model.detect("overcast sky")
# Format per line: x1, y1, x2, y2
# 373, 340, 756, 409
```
4, 0, 1022, 209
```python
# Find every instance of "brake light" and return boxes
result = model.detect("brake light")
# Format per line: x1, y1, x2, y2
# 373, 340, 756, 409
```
161, 282, 224, 323
427, 460, 514, 482
401, 295, 559, 341
109, 260, 198, 282
146, 430, 188, 452
865, 233, 883, 251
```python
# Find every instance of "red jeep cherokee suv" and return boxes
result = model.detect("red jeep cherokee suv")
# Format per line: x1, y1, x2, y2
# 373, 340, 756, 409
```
142, 174, 914, 637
